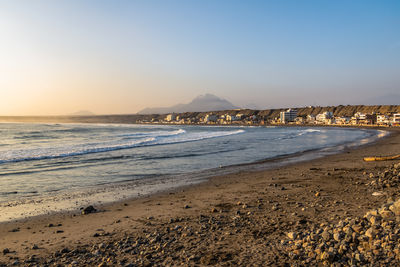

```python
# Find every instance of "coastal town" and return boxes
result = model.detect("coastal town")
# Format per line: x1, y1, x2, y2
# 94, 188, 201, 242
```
137, 107, 400, 127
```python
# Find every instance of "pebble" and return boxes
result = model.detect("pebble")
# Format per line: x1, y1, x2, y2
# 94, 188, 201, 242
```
287, 232, 296, 239
282, 164, 400, 265
81, 205, 97, 215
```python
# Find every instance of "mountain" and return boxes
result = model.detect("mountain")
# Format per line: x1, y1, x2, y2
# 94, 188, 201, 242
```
138, 94, 239, 114
69, 110, 95, 116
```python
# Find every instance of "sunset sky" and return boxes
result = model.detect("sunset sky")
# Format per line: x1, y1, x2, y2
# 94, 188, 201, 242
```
1, 0, 399, 115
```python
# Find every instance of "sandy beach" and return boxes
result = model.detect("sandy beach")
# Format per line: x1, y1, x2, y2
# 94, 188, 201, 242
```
1, 127, 400, 266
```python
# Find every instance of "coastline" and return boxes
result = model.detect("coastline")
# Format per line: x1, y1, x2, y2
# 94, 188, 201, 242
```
0, 126, 383, 223
0, 127, 399, 265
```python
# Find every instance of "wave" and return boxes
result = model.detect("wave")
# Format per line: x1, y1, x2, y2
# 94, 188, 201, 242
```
277, 128, 323, 140
297, 129, 322, 136
0, 129, 244, 164
118, 129, 186, 139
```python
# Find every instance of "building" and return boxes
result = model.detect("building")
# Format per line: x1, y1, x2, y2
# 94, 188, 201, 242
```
165, 114, 177, 122
226, 114, 239, 122
393, 114, 400, 126
316, 111, 333, 123
335, 116, 351, 125
280, 109, 297, 123
295, 117, 305, 124
377, 114, 390, 125
204, 114, 218, 123
351, 112, 373, 125
354, 112, 367, 120
306, 114, 316, 123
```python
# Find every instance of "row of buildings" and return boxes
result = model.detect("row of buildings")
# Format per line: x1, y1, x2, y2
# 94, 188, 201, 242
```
150, 109, 400, 127
279, 109, 400, 126
163, 113, 258, 125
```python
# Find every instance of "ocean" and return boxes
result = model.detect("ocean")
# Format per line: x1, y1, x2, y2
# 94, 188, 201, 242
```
0, 123, 385, 221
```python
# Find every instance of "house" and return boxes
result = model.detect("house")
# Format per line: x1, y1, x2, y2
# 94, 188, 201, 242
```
204, 114, 218, 123
335, 116, 351, 125
377, 114, 390, 125
392, 113, 400, 126
351, 112, 375, 125
316, 111, 333, 124
165, 114, 177, 122
354, 112, 367, 120
295, 117, 305, 124
280, 109, 297, 123
306, 114, 316, 123
236, 113, 246, 120
226, 114, 239, 122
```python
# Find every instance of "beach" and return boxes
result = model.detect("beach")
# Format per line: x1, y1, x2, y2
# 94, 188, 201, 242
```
1, 127, 400, 266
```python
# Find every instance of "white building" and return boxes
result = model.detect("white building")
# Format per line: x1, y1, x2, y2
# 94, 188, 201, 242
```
335, 116, 351, 125
393, 114, 400, 125
306, 114, 316, 123
280, 109, 297, 123
165, 114, 177, 122
353, 112, 367, 120
316, 111, 333, 123
377, 114, 390, 125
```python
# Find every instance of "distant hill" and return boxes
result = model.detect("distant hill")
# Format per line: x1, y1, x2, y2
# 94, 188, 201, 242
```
138, 94, 239, 114
1, 104, 399, 124
69, 110, 95, 116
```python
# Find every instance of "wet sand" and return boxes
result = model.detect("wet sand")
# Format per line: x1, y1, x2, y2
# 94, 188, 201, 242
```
0, 128, 400, 266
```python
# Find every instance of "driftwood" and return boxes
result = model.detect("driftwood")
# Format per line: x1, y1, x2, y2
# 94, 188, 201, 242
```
363, 154, 400, 162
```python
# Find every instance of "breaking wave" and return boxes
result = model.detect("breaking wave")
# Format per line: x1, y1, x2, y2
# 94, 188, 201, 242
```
0, 129, 244, 164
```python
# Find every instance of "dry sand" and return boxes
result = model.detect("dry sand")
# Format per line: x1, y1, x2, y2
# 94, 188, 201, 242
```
0, 127, 400, 266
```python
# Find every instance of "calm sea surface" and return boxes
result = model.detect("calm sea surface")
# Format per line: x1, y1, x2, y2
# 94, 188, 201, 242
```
0, 123, 384, 221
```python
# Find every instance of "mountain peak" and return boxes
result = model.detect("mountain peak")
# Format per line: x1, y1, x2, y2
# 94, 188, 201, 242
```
192, 93, 222, 101
138, 94, 239, 114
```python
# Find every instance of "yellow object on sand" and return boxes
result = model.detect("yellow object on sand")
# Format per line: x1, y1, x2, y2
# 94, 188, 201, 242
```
363, 154, 400, 162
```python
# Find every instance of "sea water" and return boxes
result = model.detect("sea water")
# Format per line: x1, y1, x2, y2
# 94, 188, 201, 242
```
0, 123, 385, 221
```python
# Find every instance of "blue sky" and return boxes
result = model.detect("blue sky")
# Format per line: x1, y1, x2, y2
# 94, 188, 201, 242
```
0, 0, 399, 115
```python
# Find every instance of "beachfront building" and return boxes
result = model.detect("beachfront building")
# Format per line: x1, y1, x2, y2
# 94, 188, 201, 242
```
354, 112, 367, 120
316, 111, 333, 124
244, 115, 258, 124
204, 114, 218, 123
393, 114, 400, 126
280, 109, 297, 124
165, 114, 177, 122
295, 117, 305, 124
226, 114, 239, 122
335, 116, 351, 125
351, 112, 366, 125
236, 113, 246, 120
306, 114, 316, 124
350, 112, 375, 125
377, 114, 390, 125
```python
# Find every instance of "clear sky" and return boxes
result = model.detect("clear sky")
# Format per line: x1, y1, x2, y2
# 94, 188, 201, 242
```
0, 0, 399, 115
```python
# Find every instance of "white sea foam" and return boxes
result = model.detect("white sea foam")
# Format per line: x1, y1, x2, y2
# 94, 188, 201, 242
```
0, 129, 244, 164
297, 129, 322, 136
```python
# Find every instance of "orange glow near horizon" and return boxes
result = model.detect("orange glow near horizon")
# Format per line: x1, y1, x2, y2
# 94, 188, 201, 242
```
1, 1, 399, 116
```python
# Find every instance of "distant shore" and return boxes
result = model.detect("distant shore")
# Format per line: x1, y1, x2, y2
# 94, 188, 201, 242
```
1, 126, 399, 265
1, 104, 399, 127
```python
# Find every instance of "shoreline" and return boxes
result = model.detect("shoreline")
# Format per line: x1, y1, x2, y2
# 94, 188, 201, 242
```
0, 126, 385, 223
1, 127, 400, 265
